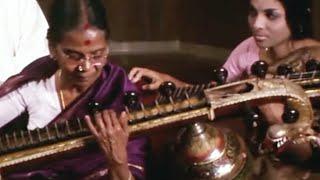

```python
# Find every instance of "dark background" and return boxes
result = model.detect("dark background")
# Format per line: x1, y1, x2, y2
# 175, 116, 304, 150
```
37, 0, 320, 48
37, 0, 250, 48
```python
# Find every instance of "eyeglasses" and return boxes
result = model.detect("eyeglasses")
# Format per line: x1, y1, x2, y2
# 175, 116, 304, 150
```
59, 47, 108, 64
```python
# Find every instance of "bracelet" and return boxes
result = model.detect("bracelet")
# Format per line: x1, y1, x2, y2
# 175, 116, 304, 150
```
128, 172, 133, 180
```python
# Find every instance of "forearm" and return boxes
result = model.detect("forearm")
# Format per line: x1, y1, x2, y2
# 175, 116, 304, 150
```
162, 73, 190, 88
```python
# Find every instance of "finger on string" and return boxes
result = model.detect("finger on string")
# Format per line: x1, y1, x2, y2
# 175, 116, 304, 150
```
84, 115, 99, 137
102, 110, 113, 133
128, 67, 140, 80
110, 110, 121, 129
119, 111, 129, 132
94, 111, 106, 134
131, 71, 143, 83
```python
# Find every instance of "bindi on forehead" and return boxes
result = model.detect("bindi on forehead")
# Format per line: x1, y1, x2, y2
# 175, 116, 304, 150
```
83, 29, 99, 46
84, 39, 91, 46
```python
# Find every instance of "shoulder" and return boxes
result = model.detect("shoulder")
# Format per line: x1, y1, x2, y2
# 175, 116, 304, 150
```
17, 75, 55, 95
294, 38, 320, 49
225, 37, 260, 64
104, 63, 136, 90
104, 62, 127, 77
232, 37, 258, 53
226, 37, 259, 61
293, 39, 320, 60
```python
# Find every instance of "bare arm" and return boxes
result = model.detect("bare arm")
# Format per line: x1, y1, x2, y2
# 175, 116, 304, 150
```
128, 67, 189, 90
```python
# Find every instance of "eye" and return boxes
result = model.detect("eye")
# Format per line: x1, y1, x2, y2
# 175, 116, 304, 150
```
63, 50, 84, 61
265, 10, 280, 20
92, 50, 104, 56
91, 50, 107, 60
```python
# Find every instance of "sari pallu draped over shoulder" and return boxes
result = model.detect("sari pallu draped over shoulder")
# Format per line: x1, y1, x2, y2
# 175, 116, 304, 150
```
0, 56, 147, 180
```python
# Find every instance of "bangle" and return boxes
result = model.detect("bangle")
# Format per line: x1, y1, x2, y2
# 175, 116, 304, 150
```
128, 172, 133, 180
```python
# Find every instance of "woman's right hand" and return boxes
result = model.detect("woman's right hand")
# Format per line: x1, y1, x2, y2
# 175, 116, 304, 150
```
85, 110, 132, 180
128, 67, 189, 90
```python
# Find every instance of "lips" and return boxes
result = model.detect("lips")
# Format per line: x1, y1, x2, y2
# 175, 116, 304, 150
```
254, 35, 267, 41
253, 33, 268, 41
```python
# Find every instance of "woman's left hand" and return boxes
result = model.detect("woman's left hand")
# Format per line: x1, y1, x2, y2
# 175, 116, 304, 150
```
85, 110, 129, 167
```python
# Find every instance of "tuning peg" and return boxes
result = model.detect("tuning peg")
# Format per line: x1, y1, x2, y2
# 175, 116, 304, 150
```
213, 67, 228, 85
243, 106, 261, 128
159, 81, 176, 97
306, 59, 320, 72
251, 60, 269, 78
124, 91, 139, 110
245, 112, 260, 126
88, 101, 101, 114
282, 108, 299, 123
277, 64, 293, 76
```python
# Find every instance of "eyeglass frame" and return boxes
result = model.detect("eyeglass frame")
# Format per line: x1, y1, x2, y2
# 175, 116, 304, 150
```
56, 45, 109, 65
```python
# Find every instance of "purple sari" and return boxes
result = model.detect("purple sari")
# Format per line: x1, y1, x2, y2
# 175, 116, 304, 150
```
0, 56, 147, 180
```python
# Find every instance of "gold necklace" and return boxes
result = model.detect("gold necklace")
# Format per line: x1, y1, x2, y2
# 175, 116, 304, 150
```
260, 48, 274, 64
58, 70, 66, 110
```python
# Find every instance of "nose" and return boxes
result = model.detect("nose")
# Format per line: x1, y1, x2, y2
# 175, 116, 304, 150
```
83, 59, 92, 70
252, 14, 266, 31
79, 56, 93, 71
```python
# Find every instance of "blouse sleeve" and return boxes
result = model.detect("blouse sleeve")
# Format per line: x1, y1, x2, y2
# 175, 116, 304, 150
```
223, 50, 243, 82
223, 37, 259, 82
0, 90, 26, 128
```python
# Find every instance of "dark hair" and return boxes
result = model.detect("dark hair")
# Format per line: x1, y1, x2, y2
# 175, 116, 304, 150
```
47, 0, 110, 47
279, 0, 313, 40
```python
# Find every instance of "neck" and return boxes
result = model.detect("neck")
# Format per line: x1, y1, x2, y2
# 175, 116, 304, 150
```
270, 40, 294, 59
56, 70, 91, 110
58, 71, 90, 94
61, 80, 89, 94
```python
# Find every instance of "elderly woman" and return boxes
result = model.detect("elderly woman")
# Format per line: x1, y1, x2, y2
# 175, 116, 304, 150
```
0, 0, 146, 179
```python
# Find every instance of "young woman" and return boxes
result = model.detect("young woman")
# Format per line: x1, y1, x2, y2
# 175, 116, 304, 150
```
0, 0, 146, 179
129, 0, 320, 88
128, 0, 320, 124
224, 0, 320, 82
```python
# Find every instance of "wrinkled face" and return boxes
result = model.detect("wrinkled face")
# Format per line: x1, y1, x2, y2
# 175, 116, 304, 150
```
54, 27, 108, 87
248, 0, 291, 48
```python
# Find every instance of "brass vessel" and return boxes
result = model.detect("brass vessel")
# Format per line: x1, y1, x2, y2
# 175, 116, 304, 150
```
171, 123, 248, 179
